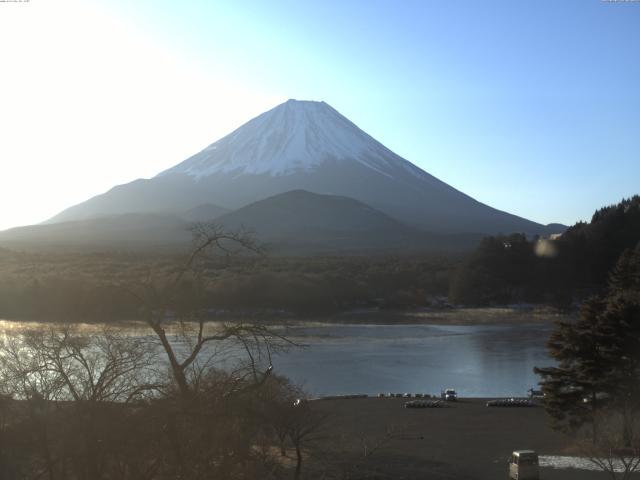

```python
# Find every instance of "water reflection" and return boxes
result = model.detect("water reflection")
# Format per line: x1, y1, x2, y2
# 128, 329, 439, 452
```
273, 323, 554, 397
0, 320, 554, 398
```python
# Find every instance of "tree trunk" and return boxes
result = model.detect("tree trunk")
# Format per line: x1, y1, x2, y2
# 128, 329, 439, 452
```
38, 417, 56, 480
622, 401, 633, 448
277, 432, 287, 457
294, 443, 302, 480
151, 324, 191, 397
164, 416, 186, 476
592, 392, 598, 445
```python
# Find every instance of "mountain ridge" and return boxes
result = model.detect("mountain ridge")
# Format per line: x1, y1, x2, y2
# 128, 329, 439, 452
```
0, 190, 484, 254
44, 99, 563, 237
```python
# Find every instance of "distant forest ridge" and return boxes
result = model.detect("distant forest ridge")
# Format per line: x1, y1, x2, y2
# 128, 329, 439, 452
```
0, 195, 637, 321
450, 195, 640, 306
0, 189, 556, 255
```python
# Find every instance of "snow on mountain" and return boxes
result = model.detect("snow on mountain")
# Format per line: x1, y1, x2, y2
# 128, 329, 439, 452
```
158, 99, 424, 180
42, 98, 562, 237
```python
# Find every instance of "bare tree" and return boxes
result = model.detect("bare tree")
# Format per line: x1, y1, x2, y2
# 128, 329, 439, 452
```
117, 223, 294, 399
580, 410, 640, 480
101, 223, 302, 480
0, 225, 303, 479
0, 326, 160, 403
287, 401, 329, 480
0, 326, 161, 480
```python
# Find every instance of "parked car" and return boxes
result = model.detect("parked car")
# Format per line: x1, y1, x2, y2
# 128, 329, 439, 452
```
527, 388, 544, 400
441, 388, 457, 401
582, 392, 611, 404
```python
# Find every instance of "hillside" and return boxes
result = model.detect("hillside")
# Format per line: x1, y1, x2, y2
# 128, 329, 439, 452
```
0, 191, 481, 254
0, 213, 191, 251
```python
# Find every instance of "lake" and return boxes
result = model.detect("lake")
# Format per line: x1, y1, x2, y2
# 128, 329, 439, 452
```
0, 318, 555, 398
272, 322, 554, 397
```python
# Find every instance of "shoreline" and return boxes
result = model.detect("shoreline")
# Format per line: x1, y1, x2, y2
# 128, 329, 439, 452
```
320, 305, 572, 325
0, 306, 574, 329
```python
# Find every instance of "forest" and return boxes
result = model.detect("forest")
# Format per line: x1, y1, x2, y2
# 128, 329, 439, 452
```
0, 196, 638, 322
450, 196, 640, 307
0, 249, 456, 321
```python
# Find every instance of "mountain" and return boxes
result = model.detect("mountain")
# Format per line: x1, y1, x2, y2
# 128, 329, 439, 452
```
46, 99, 561, 236
0, 190, 481, 253
217, 190, 404, 235
0, 213, 191, 250
213, 189, 465, 254
180, 203, 230, 222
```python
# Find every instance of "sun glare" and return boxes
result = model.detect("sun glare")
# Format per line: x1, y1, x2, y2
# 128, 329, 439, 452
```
0, 0, 282, 230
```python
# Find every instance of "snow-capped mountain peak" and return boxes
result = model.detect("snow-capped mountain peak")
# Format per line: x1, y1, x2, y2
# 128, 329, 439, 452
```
43, 99, 555, 238
158, 99, 418, 179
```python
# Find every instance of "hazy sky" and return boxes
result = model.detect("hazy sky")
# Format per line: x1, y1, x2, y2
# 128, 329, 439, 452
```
1, 0, 638, 231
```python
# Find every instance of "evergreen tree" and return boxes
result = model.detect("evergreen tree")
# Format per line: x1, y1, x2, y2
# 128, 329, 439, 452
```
608, 247, 640, 300
535, 247, 640, 445
534, 298, 612, 442
599, 247, 640, 446
450, 195, 640, 305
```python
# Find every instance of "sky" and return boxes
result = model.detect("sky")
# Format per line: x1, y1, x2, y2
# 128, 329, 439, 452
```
0, 0, 638, 230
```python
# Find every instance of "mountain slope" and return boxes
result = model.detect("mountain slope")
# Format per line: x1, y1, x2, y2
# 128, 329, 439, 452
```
216, 189, 404, 235
0, 191, 482, 253
0, 213, 191, 250
213, 190, 480, 254
47, 99, 559, 236
180, 203, 230, 222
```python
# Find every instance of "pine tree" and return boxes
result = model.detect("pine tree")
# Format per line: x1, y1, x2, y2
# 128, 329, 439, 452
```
599, 247, 640, 446
534, 297, 612, 442
608, 247, 640, 300
535, 246, 640, 445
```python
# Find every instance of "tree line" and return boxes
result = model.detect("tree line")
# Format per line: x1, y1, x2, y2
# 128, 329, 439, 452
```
0, 196, 638, 323
450, 195, 640, 307
0, 249, 456, 321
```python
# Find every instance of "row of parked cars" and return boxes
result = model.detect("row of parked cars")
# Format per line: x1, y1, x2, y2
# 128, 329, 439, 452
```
486, 388, 544, 407
387, 387, 548, 408
486, 398, 534, 407
378, 388, 459, 401
379, 392, 433, 398
404, 399, 447, 408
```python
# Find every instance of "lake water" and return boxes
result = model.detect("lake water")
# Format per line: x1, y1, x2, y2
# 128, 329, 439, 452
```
272, 322, 554, 397
0, 319, 555, 398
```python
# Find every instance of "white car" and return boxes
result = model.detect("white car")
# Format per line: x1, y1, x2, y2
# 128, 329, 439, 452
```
441, 388, 458, 401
